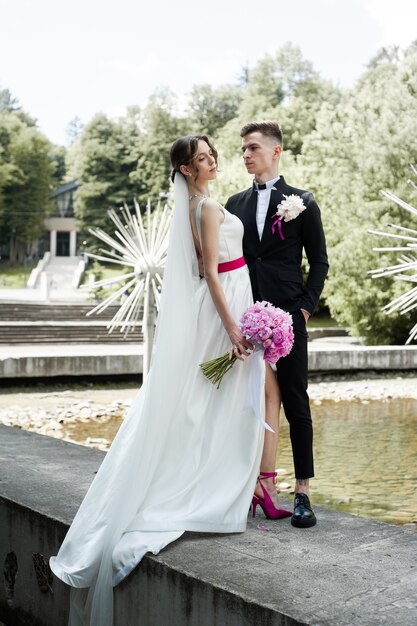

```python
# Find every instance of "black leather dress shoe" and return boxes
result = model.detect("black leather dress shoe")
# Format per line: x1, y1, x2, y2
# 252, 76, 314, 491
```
291, 493, 317, 528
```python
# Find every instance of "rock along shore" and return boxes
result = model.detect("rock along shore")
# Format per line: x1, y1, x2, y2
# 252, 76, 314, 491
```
1, 372, 417, 450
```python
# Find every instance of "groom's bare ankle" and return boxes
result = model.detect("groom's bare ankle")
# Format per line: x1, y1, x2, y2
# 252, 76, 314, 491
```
294, 478, 310, 496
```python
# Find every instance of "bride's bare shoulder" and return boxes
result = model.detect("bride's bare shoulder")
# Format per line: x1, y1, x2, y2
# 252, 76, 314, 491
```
200, 197, 225, 220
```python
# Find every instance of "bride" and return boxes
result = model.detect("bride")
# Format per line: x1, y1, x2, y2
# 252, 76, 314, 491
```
50, 135, 286, 626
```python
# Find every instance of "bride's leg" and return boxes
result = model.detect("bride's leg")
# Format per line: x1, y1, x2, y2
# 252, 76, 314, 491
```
255, 364, 281, 506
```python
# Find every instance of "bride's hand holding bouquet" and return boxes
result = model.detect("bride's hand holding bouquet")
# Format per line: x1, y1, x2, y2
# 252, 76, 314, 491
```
200, 301, 294, 388
227, 325, 253, 361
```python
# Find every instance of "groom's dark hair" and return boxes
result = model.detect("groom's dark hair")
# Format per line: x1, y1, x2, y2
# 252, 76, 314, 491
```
240, 121, 283, 146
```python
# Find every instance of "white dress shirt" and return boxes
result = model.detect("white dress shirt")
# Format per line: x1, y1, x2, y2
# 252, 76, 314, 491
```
254, 176, 310, 319
254, 177, 280, 240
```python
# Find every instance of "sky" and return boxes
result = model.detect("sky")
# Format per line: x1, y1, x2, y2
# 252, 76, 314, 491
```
0, 0, 416, 146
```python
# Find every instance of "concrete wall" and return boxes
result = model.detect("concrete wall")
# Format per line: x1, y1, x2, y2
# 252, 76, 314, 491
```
2, 425, 417, 626
0, 426, 291, 626
2, 342, 417, 379
1, 500, 69, 626
1, 350, 142, 379
308, 343, 417, 372
1, 497, 287, 626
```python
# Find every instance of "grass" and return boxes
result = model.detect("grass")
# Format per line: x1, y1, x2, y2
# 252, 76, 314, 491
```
308, 314, 341, 328
83, 263, 128, 283
0, 259, 128, 294
81, 262, 131, 300
0, 259, 38, 288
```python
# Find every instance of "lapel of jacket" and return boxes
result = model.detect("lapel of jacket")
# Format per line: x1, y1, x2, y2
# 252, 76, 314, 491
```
260, 176, 287, 246
240, 187, 259, 249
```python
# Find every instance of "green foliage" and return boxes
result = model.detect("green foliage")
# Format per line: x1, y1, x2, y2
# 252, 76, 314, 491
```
215, 43, 340, 162
0, 103, 54, 262
186, 84, 242, 137
324, 228, 415, 344
301, 41, 417, 343
49, 144, 67, 184
132, 90, 185, 202
65, 116, 84, 145
84, 260, 128, 302
0, 257, 37, 287
72, 92, 185, 251
0, 86, 37, 126
210, 155, 252, 205
248, 43, 321, 103
71, 110, 146, 250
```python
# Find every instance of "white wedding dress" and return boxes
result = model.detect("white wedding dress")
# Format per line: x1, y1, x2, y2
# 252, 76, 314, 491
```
50, 175, 266, 626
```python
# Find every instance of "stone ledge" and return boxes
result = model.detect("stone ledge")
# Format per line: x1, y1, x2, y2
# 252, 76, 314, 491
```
0, 345, 143, 378
309, 341, 417, 372
1, 424, 417, 626
2, 340, 417, 379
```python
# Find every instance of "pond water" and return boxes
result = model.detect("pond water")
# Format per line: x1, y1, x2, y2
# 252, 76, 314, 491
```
277, 397, 417, 526
60, 395, 417, 526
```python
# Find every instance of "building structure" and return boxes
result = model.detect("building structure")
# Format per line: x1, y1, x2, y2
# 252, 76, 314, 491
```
43, 180, 79, 257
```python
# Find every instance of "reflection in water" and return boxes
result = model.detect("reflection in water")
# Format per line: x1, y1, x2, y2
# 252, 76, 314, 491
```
63, 397, 417, 526
277, 398, 417, 526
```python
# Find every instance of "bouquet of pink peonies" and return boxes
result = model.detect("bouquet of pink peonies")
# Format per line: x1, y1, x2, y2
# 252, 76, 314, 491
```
200, 301, 294, 388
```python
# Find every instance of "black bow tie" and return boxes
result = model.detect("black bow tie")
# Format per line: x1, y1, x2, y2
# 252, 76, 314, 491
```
254, 182, 267, 190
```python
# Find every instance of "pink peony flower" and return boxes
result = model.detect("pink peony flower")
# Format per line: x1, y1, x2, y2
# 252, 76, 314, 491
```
239, 301, 294, 365
200, 301, 294, 389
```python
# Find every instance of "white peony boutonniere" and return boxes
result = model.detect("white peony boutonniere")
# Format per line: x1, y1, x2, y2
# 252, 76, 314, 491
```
272, 194, 306, 240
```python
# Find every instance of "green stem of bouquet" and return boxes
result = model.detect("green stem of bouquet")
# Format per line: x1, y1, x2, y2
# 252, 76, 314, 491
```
199, 353, 237, 389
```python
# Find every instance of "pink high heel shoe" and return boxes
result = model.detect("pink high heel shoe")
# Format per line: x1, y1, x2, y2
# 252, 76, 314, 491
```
251, 471, 292, 520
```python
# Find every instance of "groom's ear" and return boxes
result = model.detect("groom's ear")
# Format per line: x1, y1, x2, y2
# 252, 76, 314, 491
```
273, 145, 282, 160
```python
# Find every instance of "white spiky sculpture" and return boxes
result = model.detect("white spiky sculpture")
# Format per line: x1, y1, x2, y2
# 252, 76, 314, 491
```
368, 165, 417, 343
85, 195, 172, 377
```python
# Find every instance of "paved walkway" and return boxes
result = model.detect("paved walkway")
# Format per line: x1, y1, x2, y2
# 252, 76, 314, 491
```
0, 287, 88, 302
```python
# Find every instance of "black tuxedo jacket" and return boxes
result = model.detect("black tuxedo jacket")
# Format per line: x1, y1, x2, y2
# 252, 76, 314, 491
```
225, 176, 329, 315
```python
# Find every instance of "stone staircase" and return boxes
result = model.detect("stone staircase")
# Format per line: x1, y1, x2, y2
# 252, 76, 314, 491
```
43, 256, 77, 294
0, 302, 143, 345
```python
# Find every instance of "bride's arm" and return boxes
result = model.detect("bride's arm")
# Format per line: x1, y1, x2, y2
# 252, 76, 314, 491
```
200, 199, 252, 359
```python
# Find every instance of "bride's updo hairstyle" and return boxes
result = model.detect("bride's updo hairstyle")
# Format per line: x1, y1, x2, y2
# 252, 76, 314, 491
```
170, 135, 218, 182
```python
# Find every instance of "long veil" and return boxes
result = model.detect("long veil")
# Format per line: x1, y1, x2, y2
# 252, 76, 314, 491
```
50, 173, 200, 625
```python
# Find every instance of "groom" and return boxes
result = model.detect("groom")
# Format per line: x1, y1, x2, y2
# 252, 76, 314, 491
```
225, 121, 328, 528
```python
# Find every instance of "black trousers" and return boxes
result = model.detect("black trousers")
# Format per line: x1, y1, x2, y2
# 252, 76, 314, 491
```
275, 310, 314, 479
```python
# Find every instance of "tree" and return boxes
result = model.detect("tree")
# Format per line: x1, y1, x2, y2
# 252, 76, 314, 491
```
0, 110, 54, 262
72, 110, 145, 249
300, 41, 417, 343
65, 116, 84, 145
211, 43, 339, 217
49, 144, 67, 184
245, 43, 326, 104
186, 84, 242, 137
0, 86, 37, 127
216, 43, 339, 161
71, 93, 184, 251
132, 89, 185, 202
0, 87, 20, 112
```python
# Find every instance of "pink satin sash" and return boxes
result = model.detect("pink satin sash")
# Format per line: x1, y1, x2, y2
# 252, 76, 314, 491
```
218, 256, 246, 274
